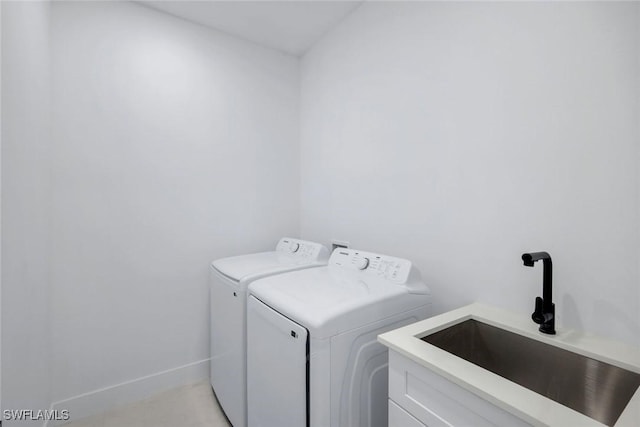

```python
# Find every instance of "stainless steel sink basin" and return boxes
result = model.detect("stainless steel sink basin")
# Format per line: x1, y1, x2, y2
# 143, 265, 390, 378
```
422, 320, 640, 426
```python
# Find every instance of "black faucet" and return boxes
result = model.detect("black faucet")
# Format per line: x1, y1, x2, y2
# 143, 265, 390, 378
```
522, 252, 556, 335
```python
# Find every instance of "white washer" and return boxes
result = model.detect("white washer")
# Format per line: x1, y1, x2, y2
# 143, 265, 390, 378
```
210, 237, 329, 427
247, 248, 431, 427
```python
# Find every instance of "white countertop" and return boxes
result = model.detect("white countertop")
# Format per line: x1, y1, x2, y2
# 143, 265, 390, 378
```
378, 303, 640, 427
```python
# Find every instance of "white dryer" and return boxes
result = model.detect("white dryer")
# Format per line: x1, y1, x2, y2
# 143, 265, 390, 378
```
210, 237, 329, 427
247, 248, 431, 427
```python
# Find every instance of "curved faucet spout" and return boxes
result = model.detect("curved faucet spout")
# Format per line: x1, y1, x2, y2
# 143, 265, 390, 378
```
522, 251, 551, 267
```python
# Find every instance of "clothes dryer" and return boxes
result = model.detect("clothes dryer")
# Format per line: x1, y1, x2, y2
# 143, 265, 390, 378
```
247, 248, 431, 427
210, 237, 329, 427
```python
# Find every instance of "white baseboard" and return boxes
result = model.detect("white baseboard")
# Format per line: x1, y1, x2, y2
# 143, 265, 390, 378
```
45, 358, 210, 427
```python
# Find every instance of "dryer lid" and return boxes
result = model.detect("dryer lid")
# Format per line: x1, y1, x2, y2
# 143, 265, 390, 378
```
249, 249, 431, 339
212, 238, 329, 282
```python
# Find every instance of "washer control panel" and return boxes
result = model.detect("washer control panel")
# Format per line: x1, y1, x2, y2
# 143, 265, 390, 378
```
276, 238, 328, 261
329, 248, 412, 284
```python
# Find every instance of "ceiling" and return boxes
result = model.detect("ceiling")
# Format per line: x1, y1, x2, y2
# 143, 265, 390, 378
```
140, 1, 363, 56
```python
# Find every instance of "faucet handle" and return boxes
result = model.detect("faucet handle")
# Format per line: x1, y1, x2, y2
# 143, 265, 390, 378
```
532, 296, 544, 324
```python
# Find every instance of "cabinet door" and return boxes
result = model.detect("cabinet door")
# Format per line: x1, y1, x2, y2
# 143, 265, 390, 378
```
389, 399, 426, 427
247, 296, 308, 427
389, 351, 532, 427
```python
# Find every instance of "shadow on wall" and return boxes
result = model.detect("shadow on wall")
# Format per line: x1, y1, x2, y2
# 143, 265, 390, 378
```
562, 293, 640, 343
594, 298, 640, 342
561, 295, 584, 333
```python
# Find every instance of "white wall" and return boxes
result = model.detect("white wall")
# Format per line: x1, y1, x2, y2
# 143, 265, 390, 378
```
3, 0, 638, 422
300, 2, 640, 345
1, 1, 52, 425
50, 0, 299, 413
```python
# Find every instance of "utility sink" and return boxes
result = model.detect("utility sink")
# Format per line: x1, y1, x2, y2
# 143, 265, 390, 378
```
422, 320, 640, 426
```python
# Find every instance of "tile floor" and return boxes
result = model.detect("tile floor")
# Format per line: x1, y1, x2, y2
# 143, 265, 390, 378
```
61, 381, 232, 427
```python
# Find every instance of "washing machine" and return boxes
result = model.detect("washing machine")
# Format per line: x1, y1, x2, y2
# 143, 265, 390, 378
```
246, 248, 431, 427
210, 237, 329, 427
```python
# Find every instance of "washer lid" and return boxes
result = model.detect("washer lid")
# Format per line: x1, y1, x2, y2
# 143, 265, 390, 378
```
249, 250, 431, 339
212, 238, 329, 282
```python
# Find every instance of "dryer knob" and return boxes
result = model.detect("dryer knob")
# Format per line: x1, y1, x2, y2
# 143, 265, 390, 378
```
356, 257, 370, 270
289, 242, 300, 253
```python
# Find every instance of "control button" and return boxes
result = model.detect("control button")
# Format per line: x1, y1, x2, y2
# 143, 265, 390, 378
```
355, 257, 370, 270
290, 242, 300, 253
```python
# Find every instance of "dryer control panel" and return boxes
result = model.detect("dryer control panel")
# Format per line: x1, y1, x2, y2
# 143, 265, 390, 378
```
276, 237, 329, 262
329, 248, 413, 285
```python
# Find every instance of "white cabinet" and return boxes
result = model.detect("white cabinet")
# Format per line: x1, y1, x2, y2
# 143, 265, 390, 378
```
389, 399, 426, 427
388, 351, 532, 427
